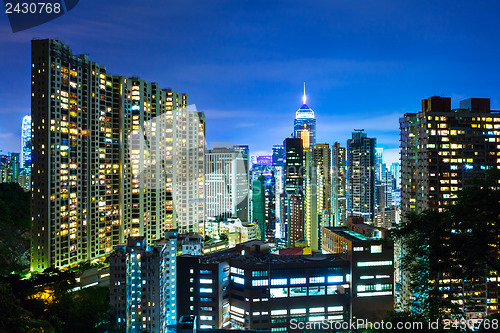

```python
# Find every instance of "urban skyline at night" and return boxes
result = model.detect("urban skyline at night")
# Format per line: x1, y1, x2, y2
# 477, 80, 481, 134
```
2, 2, 500, 332
3, 1, 500, 165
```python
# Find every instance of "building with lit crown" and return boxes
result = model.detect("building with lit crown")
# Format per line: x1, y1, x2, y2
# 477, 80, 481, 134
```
294, 85, 316, 149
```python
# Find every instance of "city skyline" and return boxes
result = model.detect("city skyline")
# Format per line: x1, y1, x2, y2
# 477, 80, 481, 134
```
3, 1, 500, 165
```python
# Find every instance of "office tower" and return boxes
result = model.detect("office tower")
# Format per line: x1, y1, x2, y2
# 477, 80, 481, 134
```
205, 147, 249, 223
252, 175, 266, 240
399, 96, 500, 312
284, 138, 303, 193
0, 153, 20, 183
375, 147, 383, 181
177, 240, 393, 330
110, 232, 178, 333
331, 143, 346, 226
294, 86, 316, 149
0, 155, 8, 182
283, 138, 304, 246
313, 144, 332, 217
251, 157, 277, 241
273, 165, 285, 239
346, 131, 376, 223
390, 162, 401, 189
31, 39, 203, 271
21, 115, 32, 172
272, 144, 284, 167
7, 153, 20, 183
303, 149, 322, 251
233, 145, 250, 222
321, 223, 393, 321
302, 144, 331, 251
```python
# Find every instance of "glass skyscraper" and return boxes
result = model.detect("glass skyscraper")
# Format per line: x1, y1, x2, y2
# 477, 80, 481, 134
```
21, 115, 31, 172
293, 86, 316, 149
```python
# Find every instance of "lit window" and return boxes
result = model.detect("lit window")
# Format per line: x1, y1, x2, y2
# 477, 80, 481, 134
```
357, 261, 392, 267
327, 275, 343, 283
290, 277, 306, 284
309, 276, 325, 284
271, 278, 287, 286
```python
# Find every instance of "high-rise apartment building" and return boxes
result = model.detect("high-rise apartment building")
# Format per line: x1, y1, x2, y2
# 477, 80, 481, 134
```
346, 131, 376, 223
401, 96, 500, 215
331, 143, 346, 226
399, 96, 500, 311
30, 39, 204, 271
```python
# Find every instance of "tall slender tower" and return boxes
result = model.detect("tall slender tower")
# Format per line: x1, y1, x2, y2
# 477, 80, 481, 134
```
346, 130, 376, 223
294, 84, 316, 149
21, 115, 32, 171
331, 143, 346, 226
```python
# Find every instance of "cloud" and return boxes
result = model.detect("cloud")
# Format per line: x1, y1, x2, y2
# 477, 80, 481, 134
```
0, 133, 14, 139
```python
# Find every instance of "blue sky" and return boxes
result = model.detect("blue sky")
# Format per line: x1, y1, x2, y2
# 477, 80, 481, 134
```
2, 0, 500, 164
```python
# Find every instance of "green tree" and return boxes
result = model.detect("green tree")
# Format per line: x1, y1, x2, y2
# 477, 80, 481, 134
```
393, 173, 500, 320
0, 183, 31, 275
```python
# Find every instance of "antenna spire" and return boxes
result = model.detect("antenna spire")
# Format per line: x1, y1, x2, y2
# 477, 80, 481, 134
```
303, 82, 306, 104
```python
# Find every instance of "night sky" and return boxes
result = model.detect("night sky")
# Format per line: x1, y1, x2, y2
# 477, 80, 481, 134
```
2, 0, 500, 164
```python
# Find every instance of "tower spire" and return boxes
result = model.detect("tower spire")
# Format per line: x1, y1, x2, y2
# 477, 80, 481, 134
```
303, 82, 306, 104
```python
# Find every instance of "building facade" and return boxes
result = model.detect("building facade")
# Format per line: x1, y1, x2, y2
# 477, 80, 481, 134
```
205, 147, 249, 224
346, 131, 376, 223
399, 96, 500, 312
109, 232, 178, 333
30, 39, 204, 271
331, 143, 346, 226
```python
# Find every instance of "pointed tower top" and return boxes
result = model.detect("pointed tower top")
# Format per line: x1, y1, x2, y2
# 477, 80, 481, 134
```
303, 82, 306, 104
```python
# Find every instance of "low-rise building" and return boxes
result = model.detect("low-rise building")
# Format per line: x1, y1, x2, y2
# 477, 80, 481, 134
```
178, 239, 393, 331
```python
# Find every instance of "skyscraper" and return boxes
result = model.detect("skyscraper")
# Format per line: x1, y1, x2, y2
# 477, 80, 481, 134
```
375, 147, 383, 182
400, 96, 500, 215
399, 96, 500, 311
283, 137, 304, 246
31, 39, 204, 271
331, 143, 346, 226
346, 130, 376, 223
272, 144, 284, 167
252, 175, 266, 240
21, 115, 32, 172
313, 143, 332, 217
294, 85, 316, 149
205, 147, 249, 223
